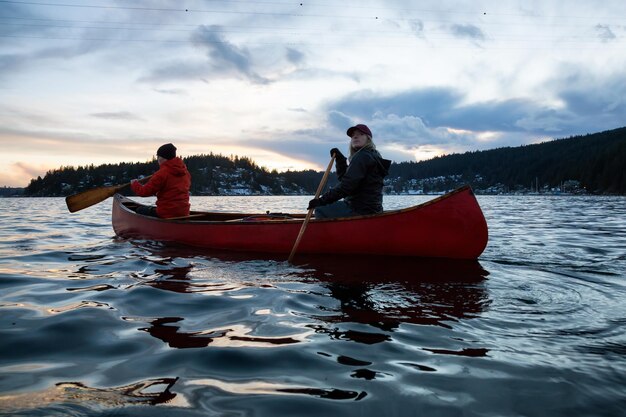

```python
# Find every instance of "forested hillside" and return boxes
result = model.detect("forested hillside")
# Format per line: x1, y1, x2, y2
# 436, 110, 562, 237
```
0, 187, 24, 197
24, 153, 328, 197
389, 126, 625, 194
22, 126, 626, 196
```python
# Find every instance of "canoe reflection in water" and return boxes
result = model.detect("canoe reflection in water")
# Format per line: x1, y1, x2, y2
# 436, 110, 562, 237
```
294, 255, 490, 341
129, 244, 490, 350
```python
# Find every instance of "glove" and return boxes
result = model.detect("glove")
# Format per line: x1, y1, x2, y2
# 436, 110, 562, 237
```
307, 198, 322, 210
330, 148, 346, 161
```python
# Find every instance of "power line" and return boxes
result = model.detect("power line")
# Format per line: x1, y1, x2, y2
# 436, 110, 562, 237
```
2, 22, 622, 43
2, 0, 625, 23
1, 1, 623, 48
2, 0, 359, 19
1, 13, 624, 31
1, 34, 622, 49
1, 0, 188, 12
5, 0, 626, 20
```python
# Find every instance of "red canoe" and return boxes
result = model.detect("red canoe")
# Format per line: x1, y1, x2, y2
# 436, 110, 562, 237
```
112, 185, 488, 259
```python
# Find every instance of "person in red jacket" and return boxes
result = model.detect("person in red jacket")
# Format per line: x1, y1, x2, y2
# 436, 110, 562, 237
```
131, 143, 191, 218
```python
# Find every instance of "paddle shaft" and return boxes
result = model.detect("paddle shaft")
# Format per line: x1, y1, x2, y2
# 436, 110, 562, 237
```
288, 155, 335, 263
65, 175, 152, 213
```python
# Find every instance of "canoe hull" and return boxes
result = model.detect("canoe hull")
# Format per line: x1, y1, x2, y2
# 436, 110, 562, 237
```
112, 186, 488, 259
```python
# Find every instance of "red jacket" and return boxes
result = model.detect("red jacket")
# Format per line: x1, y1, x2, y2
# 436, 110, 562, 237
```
131, 157, 191, 218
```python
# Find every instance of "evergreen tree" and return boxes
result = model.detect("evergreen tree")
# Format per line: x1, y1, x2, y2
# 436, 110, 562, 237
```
20, 127, 626, 196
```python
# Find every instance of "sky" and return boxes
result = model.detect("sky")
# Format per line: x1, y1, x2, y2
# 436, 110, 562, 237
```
1, 0, 625, 187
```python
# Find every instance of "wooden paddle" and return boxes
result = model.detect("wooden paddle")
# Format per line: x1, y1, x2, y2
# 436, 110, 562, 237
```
65, 175, 152, 213
288, 155, 335, 263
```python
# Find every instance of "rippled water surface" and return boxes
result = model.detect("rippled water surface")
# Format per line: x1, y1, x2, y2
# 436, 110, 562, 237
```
1, 195, 625, 416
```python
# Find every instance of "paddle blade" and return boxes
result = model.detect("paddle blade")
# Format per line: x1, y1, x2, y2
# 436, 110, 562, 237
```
65, 185, 122, 213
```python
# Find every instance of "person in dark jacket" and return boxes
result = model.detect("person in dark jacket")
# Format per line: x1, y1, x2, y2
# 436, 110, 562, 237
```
308, 124, 390, 218
131, 143, 191, 218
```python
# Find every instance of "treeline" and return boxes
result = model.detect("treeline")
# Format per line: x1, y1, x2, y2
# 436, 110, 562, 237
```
24, 153, 331, 197
388, 126, 626, 194
22, 126, 626, 196
0, 187, 24, 197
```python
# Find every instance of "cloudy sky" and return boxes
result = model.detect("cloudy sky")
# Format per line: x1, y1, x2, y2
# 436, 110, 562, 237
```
1, 0, 625, 186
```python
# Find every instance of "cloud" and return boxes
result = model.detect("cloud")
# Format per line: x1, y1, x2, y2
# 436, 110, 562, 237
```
0, 35, 111, 81
408, 19, 425, 38
327, 79, 626, 140
0, 162, 55, 187
2, 1, 625, 183
321, 74, 626, 158
142, 30, 312, 84
142, 25, 277, 84
543, 68, 626, 132
0, 4, 45, 38
513, 109, 572, 133
13, 161, 48, 179
0, 3, 74, 80
595, 24, 616, 42
444, 98, 542, 132
89, 111, 144, 121
282, 67, 361, 83
327, 110, 353, 132
0, 2, 118, 61
449, 24, 486, 42
229, 109, 480, 168
231, 117, 492, 169
369, 113, 446, 145
327, 87, 462, 125
286, 47, 305, 65
191, 25, 269, 84
141, 61, 211, 83
239, 136, 338, 169
0, 54, 27, 80
153, 88, 187, 95
0, 105, 61, 128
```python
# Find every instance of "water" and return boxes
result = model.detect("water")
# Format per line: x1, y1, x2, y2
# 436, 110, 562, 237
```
0, 194, 625, 416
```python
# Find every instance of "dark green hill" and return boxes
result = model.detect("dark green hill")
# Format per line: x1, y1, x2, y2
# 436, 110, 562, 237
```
0, 187, 24, 197
22, 126, 626, 196
24, 153, 326, 197
389, 126, 626, 194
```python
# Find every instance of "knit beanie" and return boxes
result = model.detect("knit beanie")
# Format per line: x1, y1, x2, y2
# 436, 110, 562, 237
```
157, 143, 177, 160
